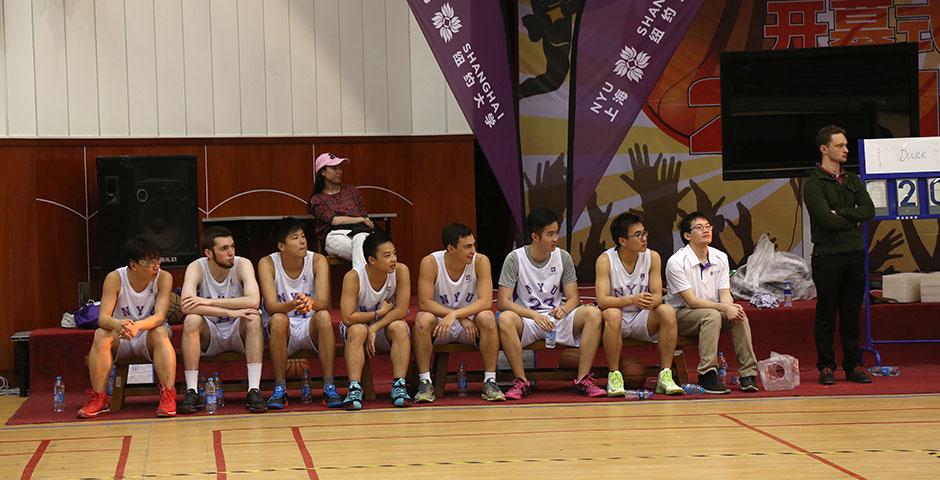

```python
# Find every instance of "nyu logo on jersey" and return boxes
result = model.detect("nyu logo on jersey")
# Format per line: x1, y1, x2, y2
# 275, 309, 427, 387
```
550, 266, 557, 273
640, 273, 646, 280
465, 274, 471, 282
438, 292, 475, 305
120, 305, 156, 317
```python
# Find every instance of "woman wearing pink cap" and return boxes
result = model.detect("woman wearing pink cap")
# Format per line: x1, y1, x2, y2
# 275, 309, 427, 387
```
307, 153, 374, 268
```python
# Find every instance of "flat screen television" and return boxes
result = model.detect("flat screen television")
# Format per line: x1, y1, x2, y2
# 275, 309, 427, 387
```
720, 43, 919, 180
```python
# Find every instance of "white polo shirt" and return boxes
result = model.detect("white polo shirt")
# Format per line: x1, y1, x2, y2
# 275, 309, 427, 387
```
665, 244, 730, 308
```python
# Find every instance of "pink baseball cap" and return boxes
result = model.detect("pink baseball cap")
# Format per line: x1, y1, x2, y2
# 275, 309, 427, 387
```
315, 152, 349, 173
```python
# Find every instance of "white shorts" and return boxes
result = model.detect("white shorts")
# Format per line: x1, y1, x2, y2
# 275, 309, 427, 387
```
517, 306, 580, 348
115, 325, 172, 362
203, 317, 246, 357
431, 315, 477, 346
620, 309, 657, 343
265, 316, 316, 355
339, 321, 409, 352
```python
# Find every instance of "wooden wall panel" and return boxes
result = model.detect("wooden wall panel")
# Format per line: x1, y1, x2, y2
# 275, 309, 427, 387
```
0, 135, 473, 379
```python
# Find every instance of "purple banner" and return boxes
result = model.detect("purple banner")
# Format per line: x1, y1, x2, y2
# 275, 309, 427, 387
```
408, 0, 523, 229
570, 0, 703, 221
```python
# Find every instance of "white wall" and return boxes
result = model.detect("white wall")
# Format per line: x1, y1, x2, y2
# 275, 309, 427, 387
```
0, 0, 470, 137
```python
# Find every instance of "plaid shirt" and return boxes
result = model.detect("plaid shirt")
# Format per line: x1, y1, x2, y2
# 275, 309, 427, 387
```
307, 185, 368, 238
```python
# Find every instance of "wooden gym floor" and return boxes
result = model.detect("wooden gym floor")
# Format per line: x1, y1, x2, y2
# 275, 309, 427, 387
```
0, 394, 938, 479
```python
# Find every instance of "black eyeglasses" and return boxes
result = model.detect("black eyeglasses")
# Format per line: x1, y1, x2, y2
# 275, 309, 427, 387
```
690, 224, 713, 232
630, 231, 649, 240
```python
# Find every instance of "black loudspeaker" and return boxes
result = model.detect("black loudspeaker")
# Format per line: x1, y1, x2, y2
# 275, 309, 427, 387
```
97, 155, 199, 271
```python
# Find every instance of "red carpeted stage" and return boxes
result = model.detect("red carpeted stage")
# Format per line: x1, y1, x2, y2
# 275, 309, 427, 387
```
11, 299, 940, 425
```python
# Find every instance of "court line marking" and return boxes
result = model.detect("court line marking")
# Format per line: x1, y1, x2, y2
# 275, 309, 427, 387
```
4, 392, 939, 433
20, 439, 49, 480
33, 447, 940, 479
721, 413, 866, 479
291, 426, 319, 480
212, 430, 226, 480
215, 405, 940, 433
66, 448, 938, 477
115, 435, 132, 480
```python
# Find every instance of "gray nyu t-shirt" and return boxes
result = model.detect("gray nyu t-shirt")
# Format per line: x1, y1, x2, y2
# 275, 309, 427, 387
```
498, 246, 577, 289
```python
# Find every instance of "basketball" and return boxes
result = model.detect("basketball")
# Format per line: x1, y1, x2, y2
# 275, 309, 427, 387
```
620, 357, 647, 389
286, 358, 310, 378
558, 350, 647, 387
558, 348, 580, 369
166, 292, 184, 325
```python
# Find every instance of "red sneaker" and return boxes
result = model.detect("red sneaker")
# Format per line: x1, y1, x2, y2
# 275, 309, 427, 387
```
78, 390, 110, 419
573, 374, 606, 398
504, 378, 531, 400
156, 384, 177, 417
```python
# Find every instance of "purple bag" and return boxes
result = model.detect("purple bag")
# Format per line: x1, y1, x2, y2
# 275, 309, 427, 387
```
74, 301, 101, 329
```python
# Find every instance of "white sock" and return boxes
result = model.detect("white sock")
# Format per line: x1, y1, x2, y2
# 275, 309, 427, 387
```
247, 363, 262, 391
185, 370, 199, 391
418, 372, 432, 382
484, 371, 496, 382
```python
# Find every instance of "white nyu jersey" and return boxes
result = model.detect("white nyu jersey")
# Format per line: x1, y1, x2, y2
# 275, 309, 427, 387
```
270, 251, 316, 320
514, 247, 563, 315
198, 256, 245, 324
605, 248, 651, 315
356, 266, 397, 318
114, 267, 156, 321
432, 251, 477, 309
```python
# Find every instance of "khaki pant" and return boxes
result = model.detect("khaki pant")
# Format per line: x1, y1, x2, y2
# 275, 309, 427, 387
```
675, 308, 758, 377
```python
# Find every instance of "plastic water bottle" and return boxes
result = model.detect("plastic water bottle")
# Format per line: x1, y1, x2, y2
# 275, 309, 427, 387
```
682, 383, 705, 394
717, 352, 729, 385
869, 365, 901, 377
545, 319, 556, 349
54, 376, 65, 413
783, 281, 793, 307
214, 373, 224, 407
624, 389, 654, 400
205, 377, 217, 414
457, 362, 468, 397
106, 365, 116, 395
301, 368, 313, 404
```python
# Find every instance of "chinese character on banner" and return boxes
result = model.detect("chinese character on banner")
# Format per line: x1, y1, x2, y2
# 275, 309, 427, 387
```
764, 0, 828, 49
830, 0, 894, 45
896, 1, 940, 53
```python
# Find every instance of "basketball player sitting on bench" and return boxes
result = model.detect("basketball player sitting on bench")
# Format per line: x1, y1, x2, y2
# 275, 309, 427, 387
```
258, 217, 343, 409
177, 226, 268, 414
79, 236, 176, 418
339, 231, 412, 409
412, 223, 505, 403
496, 208, 605, 400
596, 213, 684, 397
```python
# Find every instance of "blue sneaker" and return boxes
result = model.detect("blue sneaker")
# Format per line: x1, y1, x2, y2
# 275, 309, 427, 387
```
343, 384, 363, 411
322, 384, 343, 408
266, 384, 288, 410
391, 378, 411, 407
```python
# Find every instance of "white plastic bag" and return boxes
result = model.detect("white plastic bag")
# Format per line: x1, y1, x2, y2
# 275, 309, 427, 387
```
731, 234, 816, 301
757, 351, 800, 391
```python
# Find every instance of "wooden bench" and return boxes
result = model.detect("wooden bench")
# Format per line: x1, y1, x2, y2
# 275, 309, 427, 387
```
104, 344, 374, 411
427, 336, 695, 398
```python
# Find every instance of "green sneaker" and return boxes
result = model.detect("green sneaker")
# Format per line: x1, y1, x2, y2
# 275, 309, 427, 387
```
607, 370, 626, 397
656, 368, 684, 395
414, 379, 436, 403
